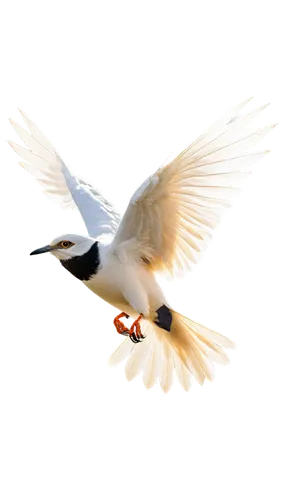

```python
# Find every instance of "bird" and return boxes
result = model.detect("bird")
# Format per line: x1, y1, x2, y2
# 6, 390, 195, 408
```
8, 98, 275, 392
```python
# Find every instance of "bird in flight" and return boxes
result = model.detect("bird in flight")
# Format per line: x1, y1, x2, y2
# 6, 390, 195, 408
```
9, 99, 275, 392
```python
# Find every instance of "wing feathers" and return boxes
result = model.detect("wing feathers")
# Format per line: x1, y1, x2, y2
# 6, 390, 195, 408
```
112, 99, 274, 278
9, 110, 121, 237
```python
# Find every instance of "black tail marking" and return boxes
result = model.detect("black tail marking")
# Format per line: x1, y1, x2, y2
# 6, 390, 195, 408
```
155, 305, 172, 332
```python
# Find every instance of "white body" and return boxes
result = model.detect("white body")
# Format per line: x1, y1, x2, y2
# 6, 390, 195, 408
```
85, 241, 167, 319
9, 99, 275, 391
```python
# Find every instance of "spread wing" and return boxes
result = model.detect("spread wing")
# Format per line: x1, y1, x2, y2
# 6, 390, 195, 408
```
9, 110, 121, 238
112, 98, 276, 279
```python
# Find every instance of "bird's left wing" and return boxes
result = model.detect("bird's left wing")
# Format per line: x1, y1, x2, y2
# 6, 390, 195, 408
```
9, 110, 121, 238
111, 99, 276, 279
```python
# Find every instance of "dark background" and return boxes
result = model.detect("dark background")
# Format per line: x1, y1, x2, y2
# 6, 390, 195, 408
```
1, 82, 285, 406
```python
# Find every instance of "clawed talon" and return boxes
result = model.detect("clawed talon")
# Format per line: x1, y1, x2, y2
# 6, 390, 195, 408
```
113, 312, 145, 343
113, 312, 130, 335
129, 314, 145, 343
129, 331, 146, 343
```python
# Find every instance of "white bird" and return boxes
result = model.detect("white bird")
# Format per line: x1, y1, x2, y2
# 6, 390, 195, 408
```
9, 99, 275, 392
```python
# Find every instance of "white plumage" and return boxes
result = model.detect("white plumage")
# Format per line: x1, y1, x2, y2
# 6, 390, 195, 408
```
9, 110, 120, 237
112, 98, 274, 279
9, 99, 275, 392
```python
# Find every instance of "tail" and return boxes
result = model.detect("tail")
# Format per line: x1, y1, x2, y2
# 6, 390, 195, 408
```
109, 310, 235, 393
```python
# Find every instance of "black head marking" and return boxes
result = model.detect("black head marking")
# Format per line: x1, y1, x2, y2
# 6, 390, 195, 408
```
60, 241, 100, 281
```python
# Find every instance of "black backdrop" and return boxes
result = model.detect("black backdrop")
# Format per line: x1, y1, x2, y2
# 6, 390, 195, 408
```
1, 87, 285, 406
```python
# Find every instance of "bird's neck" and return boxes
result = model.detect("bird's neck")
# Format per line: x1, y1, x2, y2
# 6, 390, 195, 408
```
60, 241, 100, 281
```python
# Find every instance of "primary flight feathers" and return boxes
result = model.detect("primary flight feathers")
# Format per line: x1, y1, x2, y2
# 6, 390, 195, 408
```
9, 99, 275, 279
113, 101, 274, 279
9, 109, 121, 239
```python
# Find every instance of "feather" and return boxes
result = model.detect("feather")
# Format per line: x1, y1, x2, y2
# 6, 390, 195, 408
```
111, 100, 274, 278
9, 110, 121, 238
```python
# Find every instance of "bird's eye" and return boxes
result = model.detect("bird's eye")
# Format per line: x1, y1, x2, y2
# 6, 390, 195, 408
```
60, 240, 72, 248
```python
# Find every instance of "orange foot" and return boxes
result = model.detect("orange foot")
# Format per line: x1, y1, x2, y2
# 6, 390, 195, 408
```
113, 312, 130, 335
129, 314, 145, 344
113, 313, 145, 343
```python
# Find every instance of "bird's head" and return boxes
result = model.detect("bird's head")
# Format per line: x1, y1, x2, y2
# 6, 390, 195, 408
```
30, 234, 101, 281
30, 233, 94, 260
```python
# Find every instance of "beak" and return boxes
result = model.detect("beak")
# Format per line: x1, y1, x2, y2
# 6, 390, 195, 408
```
30, 245, 53, 256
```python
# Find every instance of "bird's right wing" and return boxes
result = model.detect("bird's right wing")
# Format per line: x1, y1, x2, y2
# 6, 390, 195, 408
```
9, 110, 121, 239
111, 98, 275, 279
